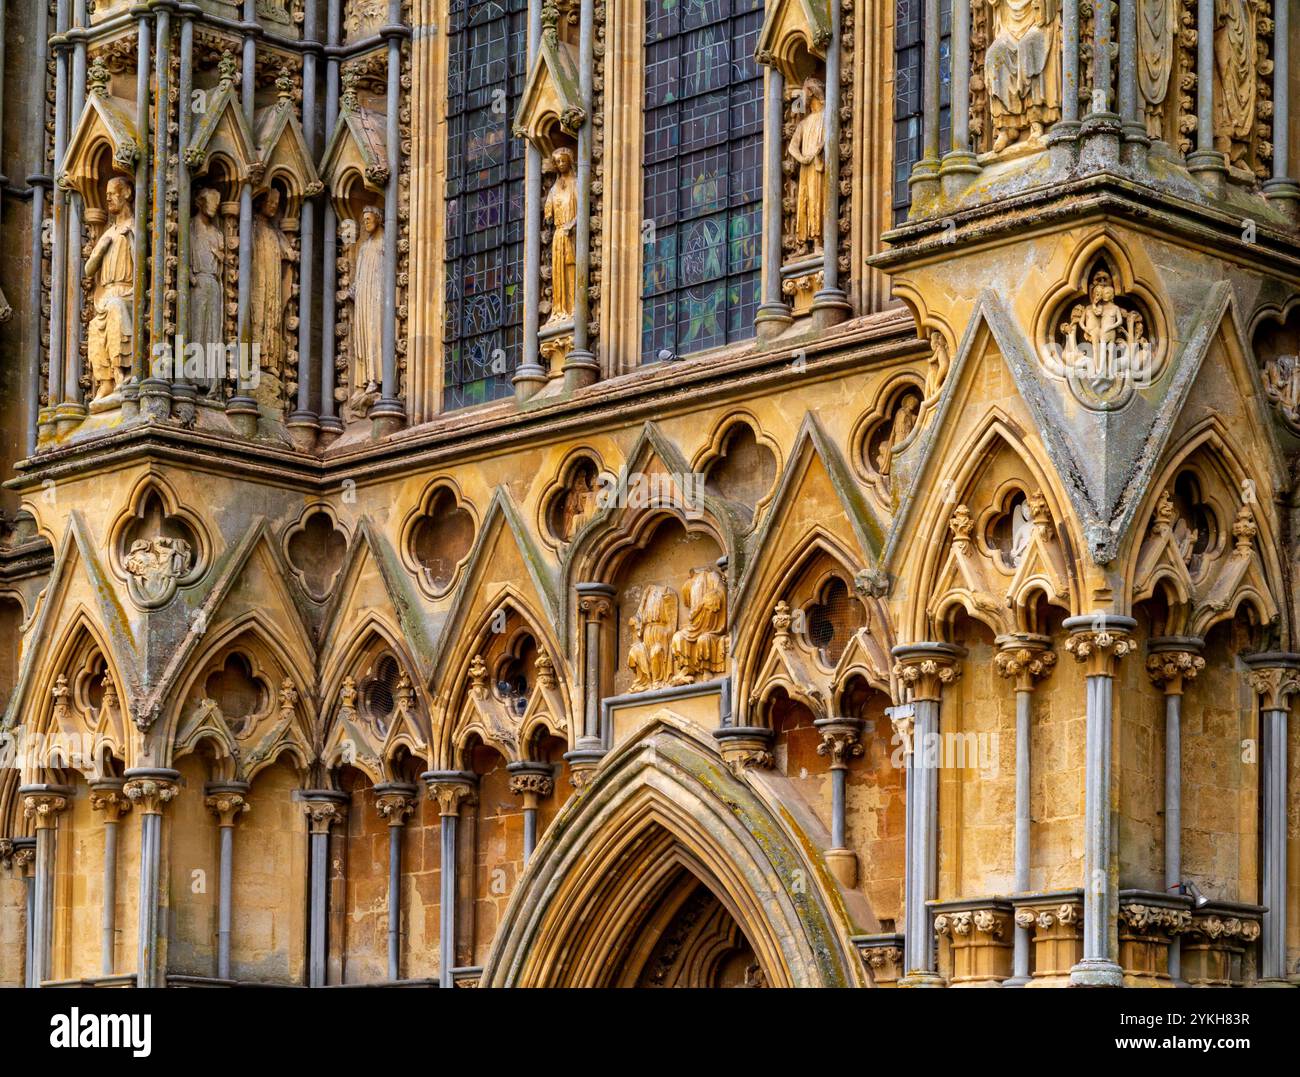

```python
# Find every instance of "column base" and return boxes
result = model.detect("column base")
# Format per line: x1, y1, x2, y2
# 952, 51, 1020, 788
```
1069, 958, 1124, 987
897, 971, 946, 988
1078, 114, 1122, 170
512, 363, 548, 404
1186, 149, 1228, 196
36, 405, 58, 448
906, 158, 941, 217
810, 289, 852, 331
369, 399, 406, 438
562, 350, 599, 393
1001, 975, 1032, 987
138, 378, 173, 422
53, 400, 88, 438
824, 848, 858, 888
226, 395, 260, 438
1262, 177, 1300, 224
286, 412, 321, 452
754, 303, 794, 341
171, 383, 198, 426
317, 415, 344, 449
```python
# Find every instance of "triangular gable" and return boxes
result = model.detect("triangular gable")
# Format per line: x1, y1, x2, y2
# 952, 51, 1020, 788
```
184, 79, 260, 182
733, 412, 886, 622
255, 97, 324, 197
59, 87, 141, 197
514, 32, 584, 151
755, 0, 832, 76
429, 487, 562, 683
319, 104, 388, 213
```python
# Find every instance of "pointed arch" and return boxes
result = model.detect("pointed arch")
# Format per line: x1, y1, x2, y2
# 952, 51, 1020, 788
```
483, 716, 865, 987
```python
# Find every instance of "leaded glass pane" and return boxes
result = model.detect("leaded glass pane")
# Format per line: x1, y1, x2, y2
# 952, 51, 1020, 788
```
445, 1, 525, 410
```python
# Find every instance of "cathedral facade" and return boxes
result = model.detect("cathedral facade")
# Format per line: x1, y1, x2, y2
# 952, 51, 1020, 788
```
0, 0, 1297, 989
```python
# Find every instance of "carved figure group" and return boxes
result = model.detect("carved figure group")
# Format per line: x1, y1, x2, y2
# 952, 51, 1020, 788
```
628, 568, 728, 691
124, 536, 194, 606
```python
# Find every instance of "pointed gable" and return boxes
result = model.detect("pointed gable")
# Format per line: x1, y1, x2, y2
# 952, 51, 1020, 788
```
513, 14, 584, 153
58, 61, 141, 198
185, 54, 260, 183
319, 75, 388, 213
755, 0, 832, 79
255, 75, 324, 200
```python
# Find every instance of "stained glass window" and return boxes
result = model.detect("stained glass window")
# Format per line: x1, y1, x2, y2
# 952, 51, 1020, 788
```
444, 0, 528, 410
893, 0, 951, 222
642, 0, 763, 364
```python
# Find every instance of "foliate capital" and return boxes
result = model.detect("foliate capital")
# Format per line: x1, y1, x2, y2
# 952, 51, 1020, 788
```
302, 797, 348, 835
892, 643, 964, 702
1242, 653, 1300, 710
994, 637, 1057, 691
123, 770, 181, 815
1145, 644, 1205, 695
421, 771, 477, 817
21, 786, 72, 830
205, 792, 250, 828
814, 718, 864, 768
89, 782, 132, 823
1063, 615, 1138, 677
373, 782, 420, 826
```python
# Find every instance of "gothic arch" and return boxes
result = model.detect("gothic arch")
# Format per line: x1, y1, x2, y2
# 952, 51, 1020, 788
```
483, 716, 864, 987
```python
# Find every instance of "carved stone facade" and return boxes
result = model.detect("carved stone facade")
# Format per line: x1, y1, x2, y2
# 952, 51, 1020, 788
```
0, 0, 1295, 997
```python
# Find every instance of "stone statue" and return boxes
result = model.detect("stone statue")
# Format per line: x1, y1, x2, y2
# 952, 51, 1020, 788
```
543, 147, 578, 323
670, 567, 728, 685
1008, 499, 1033, 567
1138, 0, 1177, 138
1263, 352, 1300, 413
1060, 269, 1146, 382
927, 331, 951, 397
982, 0, 1060, 152
250, 187, 294, 376
1213, 0, 1260, 169
85, 176, 136, 401
559, 468, 597, 541
628, 585, 677, 692
350, 203, 384, 394
875, 394, 919, 477
189, 187, 225, 354
787, 77, 826, 249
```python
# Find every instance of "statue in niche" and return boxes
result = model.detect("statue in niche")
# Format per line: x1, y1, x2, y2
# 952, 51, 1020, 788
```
786, 77, 826, 250
982, 0, 1061, 152
1059, 268, 1147, 382
250, 187, 294, 377
628, 585, 677, 692
1137, 0, 1177, 138
1263, 351, 1300, 416
85, 176, 136, 401
189, 187, 225, 354
558, 465, 598, 541
543, 147, 578, 324
670, 567, 728, 685
1008, 498, 1033, 567
350, 203, 384, 395
875, 393, 919, 478
1212, 0, 1260, 170
926, 331, 951, 398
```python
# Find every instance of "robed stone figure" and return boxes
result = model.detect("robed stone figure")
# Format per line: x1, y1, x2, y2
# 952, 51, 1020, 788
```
543, 147, 577, 323
787, 77, 826, 248
350, 203, 385, 393
251, 187, 294, 375
86, 176, 136, 401
189, 187, 225, 356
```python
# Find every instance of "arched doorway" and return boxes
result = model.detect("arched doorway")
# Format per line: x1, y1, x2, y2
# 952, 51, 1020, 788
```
483, 715, 865, 987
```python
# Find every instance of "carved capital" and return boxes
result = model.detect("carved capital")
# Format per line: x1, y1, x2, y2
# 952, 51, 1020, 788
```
713, 726, 775, 776
11, 842, 35, 871
205, 787, 250, 828
422, 771, 476, 817
891, 644, 964, 702
1242, 653, 1300, 710
123, 773, 180, 815
302, 793, 349, 835
21, 788, 71, 830
373, 782, 419, 826
0, 838, 11, 866
994, 637, 1057, 692
507, 766, 555, 801
814, 718, 864, 769
89, 782, 132, 823
1145, 644, 1205, 695
576, 582, 616, 622
1063, 615, 1138, 677
1118, 902, 1193, 938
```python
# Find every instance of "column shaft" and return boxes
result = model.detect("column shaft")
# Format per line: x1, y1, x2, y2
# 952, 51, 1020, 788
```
309, 829, 329, 985
439, 811, 456, 987
1012, 687, 1032, 981
217, 824, 234, 978
1261, 707, 1288, 980
1061, 0, 1080, 127
386, 822, 402, 980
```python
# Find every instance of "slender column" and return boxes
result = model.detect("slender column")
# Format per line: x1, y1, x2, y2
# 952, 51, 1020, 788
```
1263, 0, 1300, 210
173, 11, 196, 413
814, 718, 864, 887
994, 636, 1057, 986
139, 2, 173, 420
1243, 653, 1300, 983
754, 66, 792, 340
507, 762, 554, 865
907, 0, 942, 206
226, 3, 259, 431
565, 583, 615, 786
812, 1, 850, 325
940, 0, 979, 176
11, 839, 36, 987
562, 0, 598, 390
123, 769, 180, 989
373, 782, 418, 982
423, 771, 476, 988
318, 0, 343, 441
301, 791, 348, 988
1053, 0, 1081, 136
369, 0, 409, 434
1116, 0, 1145, 140
27, 0, 52, 449
127, 13, 151, 394
64, 1, 88, 412
1186, 0, 1227, 176
513, 0, 547, 402
19, 786, 71, 987
204, 781, 250, 980
287, 1, 322, 447
892, 643, 964, 986
1063, 614, 1136, 987
1146, 639, 1204, 984
47, 0, 71, 414
89, 780, 131, 977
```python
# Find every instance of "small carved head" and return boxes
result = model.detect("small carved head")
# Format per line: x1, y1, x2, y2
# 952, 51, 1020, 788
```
105, 177, 132, 214
196, 187, 220, 217
551, 146, 575, 175
360, 203, 382, 232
